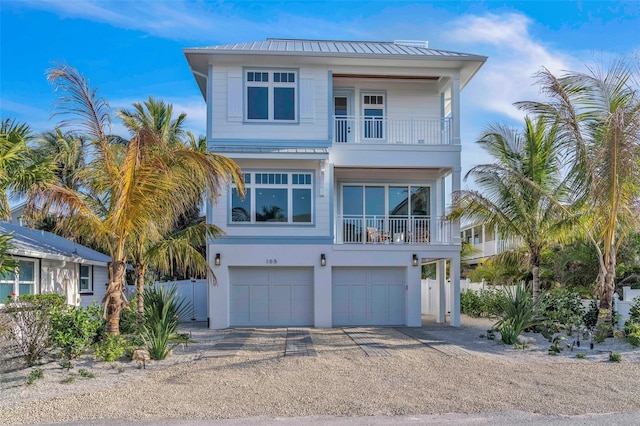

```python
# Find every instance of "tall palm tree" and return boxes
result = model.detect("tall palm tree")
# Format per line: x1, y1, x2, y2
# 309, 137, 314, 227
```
0, 119, 54, 220
117, 97, 230, 323
450, 116, 571, 299
34, 129, 88, 191
517, 58, 640, 322
35, 64, 244, 334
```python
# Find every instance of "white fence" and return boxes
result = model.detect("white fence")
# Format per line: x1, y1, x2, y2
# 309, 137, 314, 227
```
128, 279, 208, 322
421, 280, 638, 327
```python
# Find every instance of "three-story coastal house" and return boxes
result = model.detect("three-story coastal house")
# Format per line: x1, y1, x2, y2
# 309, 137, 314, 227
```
184, 39, 486, 328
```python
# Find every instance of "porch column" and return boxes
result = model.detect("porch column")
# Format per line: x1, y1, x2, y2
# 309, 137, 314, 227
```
452, 167, 461, 244
451, 73, 461, 146
450, 252, 461, 327
436, 259, 446, 323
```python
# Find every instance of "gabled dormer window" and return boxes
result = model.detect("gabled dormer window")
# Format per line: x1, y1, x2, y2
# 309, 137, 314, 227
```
245, 69, 297, 122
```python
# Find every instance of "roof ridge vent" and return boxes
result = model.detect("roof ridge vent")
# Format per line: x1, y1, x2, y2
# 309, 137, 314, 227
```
393, 40, 429, 48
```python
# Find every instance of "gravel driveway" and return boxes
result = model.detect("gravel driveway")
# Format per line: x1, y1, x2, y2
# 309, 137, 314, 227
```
1, 316, 639, 425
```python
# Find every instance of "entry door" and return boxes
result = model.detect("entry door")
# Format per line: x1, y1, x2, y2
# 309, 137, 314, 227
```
334, 91, 354, 143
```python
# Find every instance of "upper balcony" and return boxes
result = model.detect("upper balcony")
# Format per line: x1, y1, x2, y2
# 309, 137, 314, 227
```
333, 116, 452, 145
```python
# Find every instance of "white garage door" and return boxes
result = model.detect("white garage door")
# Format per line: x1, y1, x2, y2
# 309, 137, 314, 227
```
230, 267, 314, 326
332, 267, 406, 326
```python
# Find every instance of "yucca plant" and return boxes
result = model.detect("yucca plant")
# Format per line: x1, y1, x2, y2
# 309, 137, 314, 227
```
142, 284, 193, 360
493, 283, 542, 345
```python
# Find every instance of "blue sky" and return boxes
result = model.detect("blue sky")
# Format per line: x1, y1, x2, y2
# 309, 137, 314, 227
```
1, 0, 639, 181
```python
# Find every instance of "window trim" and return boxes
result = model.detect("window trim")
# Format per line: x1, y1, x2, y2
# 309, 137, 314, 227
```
244, 68, 299, 123
230, 170, 314, 225
79, 264, 93, 294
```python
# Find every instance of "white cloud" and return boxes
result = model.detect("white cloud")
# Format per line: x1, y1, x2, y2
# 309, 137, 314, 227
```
447, 13, 580, 123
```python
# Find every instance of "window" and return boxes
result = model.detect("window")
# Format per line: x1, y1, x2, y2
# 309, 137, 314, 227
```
0, 259, 37, 300
246, 70, 297, 122
362, 93, 385, 139
231, 171, 313, 224
79, 264, 92, 293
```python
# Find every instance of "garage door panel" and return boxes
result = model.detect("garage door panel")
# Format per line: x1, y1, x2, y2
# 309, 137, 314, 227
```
332, 267, 405, 326
230, 267, 313, 326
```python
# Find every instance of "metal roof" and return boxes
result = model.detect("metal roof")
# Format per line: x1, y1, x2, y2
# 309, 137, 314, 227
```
187, 38, 481, 59
1, 222, 110, 265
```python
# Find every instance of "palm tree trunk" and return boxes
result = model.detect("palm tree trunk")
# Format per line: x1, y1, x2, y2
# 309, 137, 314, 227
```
105, 261, 127, 335
597, 249, 617, 327
530, 248, 541, 300
135, 263, 146, 328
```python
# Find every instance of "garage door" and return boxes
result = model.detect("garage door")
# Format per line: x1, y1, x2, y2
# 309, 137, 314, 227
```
230, 267, 313, 326
332, 267, 405, 326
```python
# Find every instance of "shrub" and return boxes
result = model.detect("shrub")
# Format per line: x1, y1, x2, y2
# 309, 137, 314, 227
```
537, 289, 585, 334
624, 321, 640, 347
460, 290, 482, 317
94, 334, 127, 362
609, 352, 622, 362
576, 353, 587, 359
142, 285, 193, 360
119, 295, 140, 335
4, 294, 65, 365
493, 283, 541, 345
629, 297, 640, 323
460, 288, 504, 318
50, 305, 102, 360
583, 299, 599, 329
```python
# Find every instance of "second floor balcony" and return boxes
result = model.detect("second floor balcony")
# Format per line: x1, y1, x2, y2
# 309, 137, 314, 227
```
336, 215, 453, 245
333, 116, 451, 145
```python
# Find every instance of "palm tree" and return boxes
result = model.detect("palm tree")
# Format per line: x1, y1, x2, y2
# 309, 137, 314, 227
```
34, 64, 244, 334
450, 116, 571, 299
0, 119, 54, 220
34, 129, 88, 191
517, 58, 640, 322
117, 97, 232, 323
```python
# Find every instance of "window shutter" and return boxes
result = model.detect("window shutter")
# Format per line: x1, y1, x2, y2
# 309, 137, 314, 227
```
299, 76, 314, 122
227, 71, 242, 121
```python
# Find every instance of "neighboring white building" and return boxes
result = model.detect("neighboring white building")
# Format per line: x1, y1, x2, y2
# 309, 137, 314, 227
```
184, 38, 486, 328
0, 221, 110, 307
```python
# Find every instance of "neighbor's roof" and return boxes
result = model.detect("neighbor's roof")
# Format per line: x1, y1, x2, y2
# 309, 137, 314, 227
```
0, 222, 110, 266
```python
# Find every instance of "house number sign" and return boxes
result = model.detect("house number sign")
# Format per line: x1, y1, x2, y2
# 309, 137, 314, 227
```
266, 259, 278, 264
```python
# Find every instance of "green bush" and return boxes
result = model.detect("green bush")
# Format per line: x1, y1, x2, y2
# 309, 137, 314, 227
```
119, 295, 140, 335
26, 367, 44, 385
624, 321, 640, 347
94, 334, 127, 362
493, 283, 542, 345
629, 297, 640, 323
537, 289, 585, 333
583, 299, 599, 329
142, 285, 193, 360
50, 305, 102, 360
460, 288, 504, 318
4, 294, 65, 365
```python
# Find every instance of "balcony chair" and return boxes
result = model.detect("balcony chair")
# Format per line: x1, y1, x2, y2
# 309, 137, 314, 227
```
366, 226, 391, 243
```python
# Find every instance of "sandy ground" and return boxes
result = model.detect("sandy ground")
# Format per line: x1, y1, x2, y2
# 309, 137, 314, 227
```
0, 315, 639, 425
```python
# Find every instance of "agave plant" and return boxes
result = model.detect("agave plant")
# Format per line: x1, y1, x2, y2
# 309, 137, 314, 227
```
142, 284, 193, 360
493, 283, 542, 345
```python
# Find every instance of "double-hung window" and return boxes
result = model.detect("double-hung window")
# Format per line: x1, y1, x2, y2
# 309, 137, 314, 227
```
231, 171, 313, 224
79, 264, 92, 293
246, 69, 297, 122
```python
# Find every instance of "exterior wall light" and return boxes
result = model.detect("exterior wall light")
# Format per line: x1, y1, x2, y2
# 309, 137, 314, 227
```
412, 254, 419, 266
215, 253, 221, 266
320, 253, 326, 266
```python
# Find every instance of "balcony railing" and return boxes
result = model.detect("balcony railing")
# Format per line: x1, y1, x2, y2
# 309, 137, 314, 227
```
333, 116, 451, 145
336, 215, 453, 245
